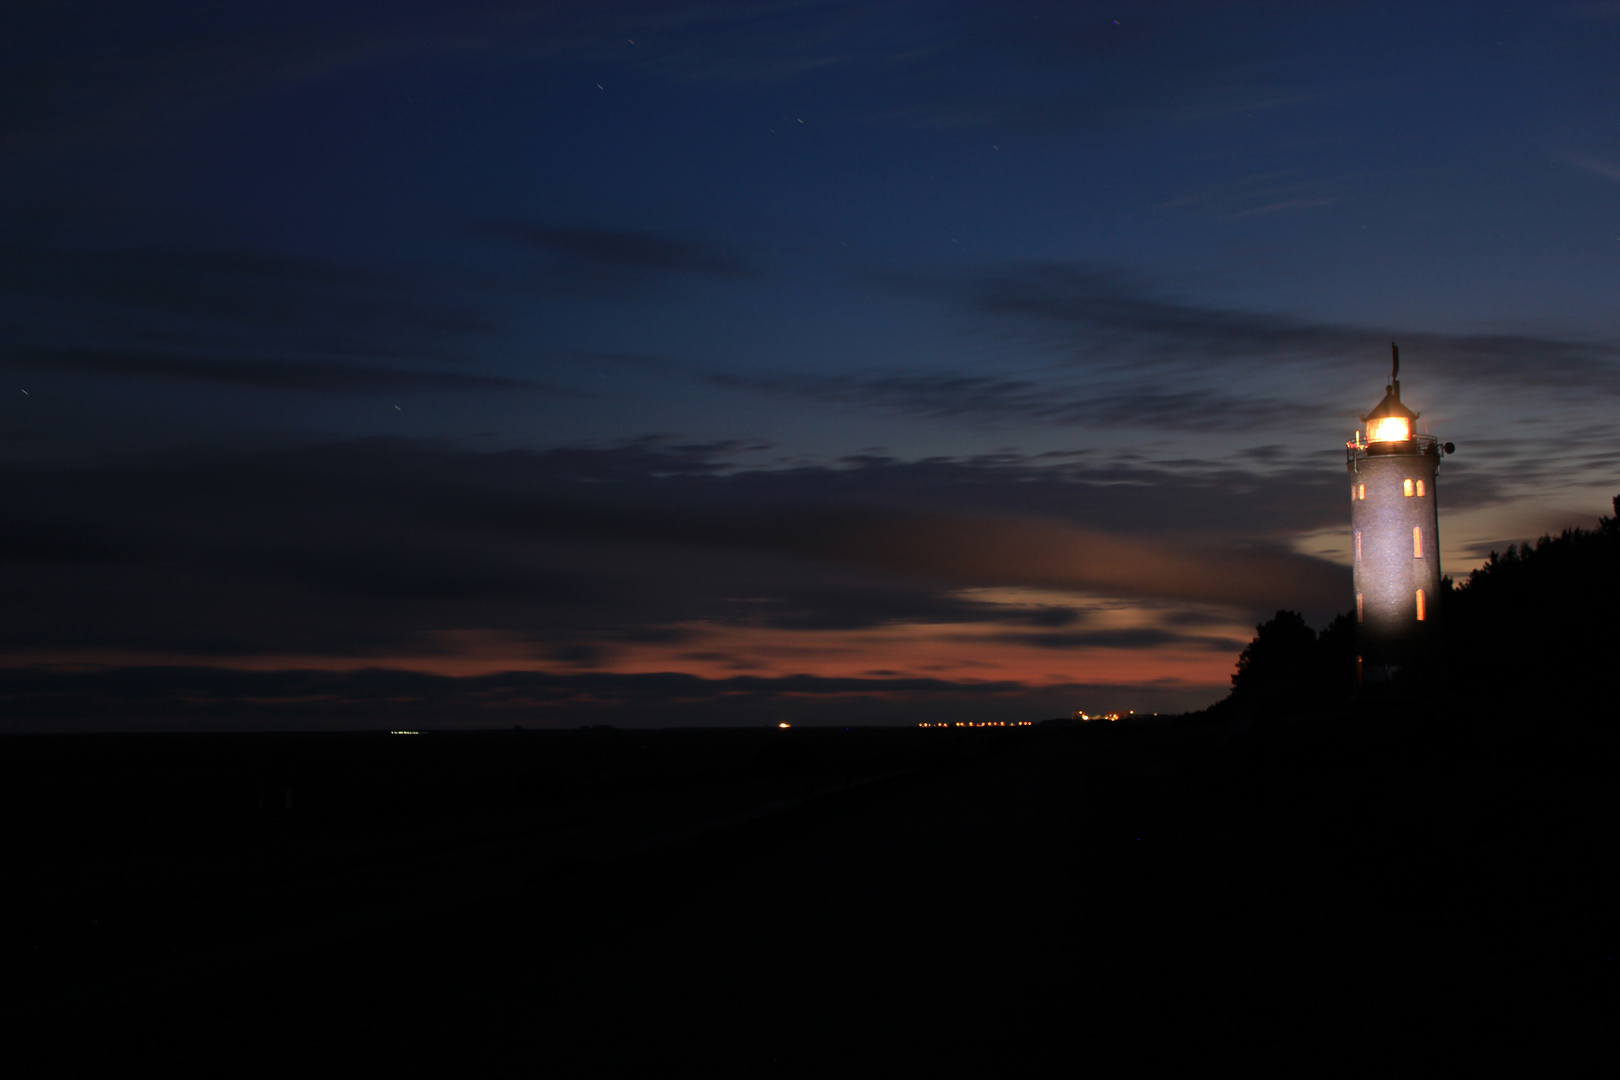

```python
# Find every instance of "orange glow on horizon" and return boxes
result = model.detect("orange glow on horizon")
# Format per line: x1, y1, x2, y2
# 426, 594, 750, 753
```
2, 614, 1236, 696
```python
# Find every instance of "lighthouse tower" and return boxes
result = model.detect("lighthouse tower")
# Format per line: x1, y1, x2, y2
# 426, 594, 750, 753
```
1347, 345, 1453, 683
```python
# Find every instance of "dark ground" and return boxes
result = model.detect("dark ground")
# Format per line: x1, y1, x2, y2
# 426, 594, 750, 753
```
3, 712, 1609, 1074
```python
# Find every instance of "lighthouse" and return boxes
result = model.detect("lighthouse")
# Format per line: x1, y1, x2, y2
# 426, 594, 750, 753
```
1346, 345, 1454, 683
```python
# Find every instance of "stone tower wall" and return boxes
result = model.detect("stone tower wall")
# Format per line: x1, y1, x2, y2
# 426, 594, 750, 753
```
1349, 448, 1442, 664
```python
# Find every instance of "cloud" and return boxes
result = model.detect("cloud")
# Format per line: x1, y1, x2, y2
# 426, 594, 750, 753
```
1225, 196, 1341, 219
962, 263, 1620, 379
0, 0, 1326, 167
987, 628, 1245, 652
702, 368, 1324, 432
867, 263, 1620, 405
0, 2, 918, 155
9, 346, 541, 393
2, 3, 570, 153
1564, 154, 1620, 183
0, 243, 513, 392
475, 221, 754, 295
631, 261, 1612, 451
0, 243, 492, 343
0, 436, 1352, 666
853, 2, 1323, 135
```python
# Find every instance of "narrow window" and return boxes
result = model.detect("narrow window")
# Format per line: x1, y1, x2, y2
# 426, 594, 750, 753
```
1358, 483, 1366, 500
1354, 530, 1362, 561
1403, 478, 1414, 497
1351, 485, 1358, 503
1356, 593, 1364, 622
1413, 526, 1423, 558
1416, 588, 1426, 621
1415, 479, 1425, 497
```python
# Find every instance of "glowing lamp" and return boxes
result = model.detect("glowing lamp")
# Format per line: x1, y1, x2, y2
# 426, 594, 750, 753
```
1366, 416, 1410, 443
1357, 353, 1419, 448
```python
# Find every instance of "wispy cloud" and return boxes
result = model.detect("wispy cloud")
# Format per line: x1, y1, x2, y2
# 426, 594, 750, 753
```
0, 437, 1353, 665
702, 369, 1323, 432
0, 0, 1325, 160
8, 347, 541, 393
955, 262, 1620, 391
624, 260, 1620, 440
986, 628, 1244, 652
0, 1, 921, 154
0, 243, 510, 390
475, 220, 754, 291
1563, 154, 1620, 183
1225, 196, 1341, 218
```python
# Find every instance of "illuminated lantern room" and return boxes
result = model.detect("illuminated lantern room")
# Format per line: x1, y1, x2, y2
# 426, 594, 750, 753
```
1359, 372, 1419, 447
1346, 344, 1453, 687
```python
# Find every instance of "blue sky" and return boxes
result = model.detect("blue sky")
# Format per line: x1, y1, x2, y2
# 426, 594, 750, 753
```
4, 1, 1618, 726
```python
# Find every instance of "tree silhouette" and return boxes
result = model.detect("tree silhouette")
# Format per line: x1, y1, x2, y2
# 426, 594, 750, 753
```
1222, 608, 1356, 715
1231, 610, 1316, 700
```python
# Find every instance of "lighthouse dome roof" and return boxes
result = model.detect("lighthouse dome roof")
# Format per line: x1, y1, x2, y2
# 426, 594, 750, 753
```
1360, 383, 1418, 424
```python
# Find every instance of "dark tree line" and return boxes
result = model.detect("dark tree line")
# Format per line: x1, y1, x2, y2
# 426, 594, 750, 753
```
1443, 494, 1620, 711
1208, 495, 1620, 718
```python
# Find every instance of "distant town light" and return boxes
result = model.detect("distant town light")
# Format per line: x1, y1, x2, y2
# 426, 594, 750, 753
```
777, 722, 791, 728
390, 730, 419, 735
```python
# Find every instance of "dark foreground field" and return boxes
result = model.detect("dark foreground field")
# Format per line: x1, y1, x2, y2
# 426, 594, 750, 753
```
3, 713, 1607, 1074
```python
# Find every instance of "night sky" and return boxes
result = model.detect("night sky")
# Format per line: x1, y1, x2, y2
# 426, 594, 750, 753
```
5, 1, 1619, 728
